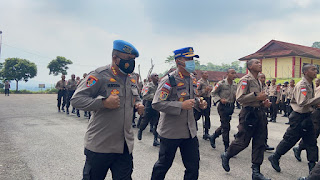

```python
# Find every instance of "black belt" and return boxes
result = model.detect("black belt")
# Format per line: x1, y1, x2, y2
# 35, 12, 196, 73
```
245, 106, 263, 111
223, 102, 234, 106
269, 96, 277, 99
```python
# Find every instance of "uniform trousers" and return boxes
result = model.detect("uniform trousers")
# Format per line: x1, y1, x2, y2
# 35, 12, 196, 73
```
4, 89, 9, 96
269, 96, 278, 120
151, 137, 200, 180
309, 161, 320, 180
286, 99, 293, 117
139, 100, 159, 134
298, 109, 320, 151
227, 107, 267, 165
57, 89, 66, 109
82, 144, 133, 180
66, 90, 75, 109
275, 111, 318, 162
201, 96, 212, 130
215, 102, 235, 145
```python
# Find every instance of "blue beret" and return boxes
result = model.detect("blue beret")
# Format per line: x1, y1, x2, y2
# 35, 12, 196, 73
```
113, 40, 139, 57
173, 47, 199, 59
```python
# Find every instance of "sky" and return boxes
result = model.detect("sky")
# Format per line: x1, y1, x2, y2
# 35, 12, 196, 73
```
1, 0, 320, 87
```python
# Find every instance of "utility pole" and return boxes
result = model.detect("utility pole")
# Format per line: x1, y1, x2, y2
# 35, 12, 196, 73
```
0, 31, 2, 61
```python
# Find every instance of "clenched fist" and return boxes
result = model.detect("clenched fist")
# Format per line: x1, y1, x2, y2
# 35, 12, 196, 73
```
135, 103, 144, 115
103, 94, 120, 109
256, 92, 267, 101
182, 99, 195, 110
263, 99, 272, 108
199, 99, 208, 109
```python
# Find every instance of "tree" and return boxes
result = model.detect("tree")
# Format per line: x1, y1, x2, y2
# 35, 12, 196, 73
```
164, 55, 175, 64
1, 58, 37, 91
47, 56, 73, 76
312, 42, 320, 49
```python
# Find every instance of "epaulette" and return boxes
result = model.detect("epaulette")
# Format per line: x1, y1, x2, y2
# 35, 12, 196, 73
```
96, 66, 108, 73
168, 74, 177, 87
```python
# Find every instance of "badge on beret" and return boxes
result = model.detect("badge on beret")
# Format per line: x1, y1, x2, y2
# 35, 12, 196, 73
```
177, 82, 184, 87
179, 97, 184, 102
123, 45, 133, 54
86, 75, 98, 87
130, 78, 136, 83
242, 81, 247, 89
111, 66, 118, 75
111, 89, 120, 95
301, 88, 307, 96
109, 78, 117, 82
159, 91, 169, 100
180, 92, 187, 96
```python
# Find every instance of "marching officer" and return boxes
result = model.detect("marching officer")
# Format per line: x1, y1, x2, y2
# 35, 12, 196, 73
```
197, 71, 213, 140
137, 73, 160, 146
66, 74, 77, 115
285, 79, 295, 124
151, 47, 207, 180
269, 79, 280, 122
209, 68, 237, 152
280, 82, 289, 117
55, 74, 67, 112
268, 64, 320, 174
71, 40, 144, 180
220, 59, 271, 180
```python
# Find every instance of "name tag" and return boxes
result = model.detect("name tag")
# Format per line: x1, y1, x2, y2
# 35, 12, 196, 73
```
107, 84, 120, 88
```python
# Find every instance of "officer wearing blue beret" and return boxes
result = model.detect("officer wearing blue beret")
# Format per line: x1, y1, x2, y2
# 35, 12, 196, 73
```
151, 47, 207, 180
71, 40, 144, 180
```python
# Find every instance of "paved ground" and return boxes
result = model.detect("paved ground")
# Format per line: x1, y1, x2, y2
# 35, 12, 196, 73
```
0, 94, 315, 180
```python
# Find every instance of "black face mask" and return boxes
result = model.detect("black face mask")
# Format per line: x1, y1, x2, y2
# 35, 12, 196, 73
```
116, 58, 135, 74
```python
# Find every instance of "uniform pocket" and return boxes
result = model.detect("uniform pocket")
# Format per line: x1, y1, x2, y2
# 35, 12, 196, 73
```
131, 88, 139, 106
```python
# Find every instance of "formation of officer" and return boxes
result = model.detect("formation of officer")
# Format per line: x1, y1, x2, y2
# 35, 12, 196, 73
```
151, 47, 207, 180
268, 64, 320, 175
55, 74, 67, 112
197, 71, 213, 140
269, 78, 280, 122
209, 68, 237, 152
221, 59, 271, 180
137, 73, 161, 146
70, 40, 144, 180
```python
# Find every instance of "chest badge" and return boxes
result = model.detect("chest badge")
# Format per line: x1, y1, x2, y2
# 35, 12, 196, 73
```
109, 78, 117, 82
180, 92, 187, 96
177, 82, 184, 87
130, 78, 136, 83
111, 89, 120, 95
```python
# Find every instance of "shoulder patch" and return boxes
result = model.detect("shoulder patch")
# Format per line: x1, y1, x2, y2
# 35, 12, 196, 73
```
301, 88, 307, 96
241, 81, 247, 89
159, 91, 169, 100
86, 75, 98, 87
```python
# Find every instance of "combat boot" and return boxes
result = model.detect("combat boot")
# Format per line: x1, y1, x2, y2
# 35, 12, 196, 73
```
293, 147, 302, 161
265, 144, 274, 151
62, 107, 65, 112
137, 130, 142, 140
77, 110, 80, 117
66, 108, 69, 115
252, 164, 271, 180
268, 153, 281, 172
72, 108, 75, 114
221, 152, 230, 172
203, 128, 210, 140
209, 133, 218, 148
224, 142, 229, 152
153, 134, 160, 146
58, 107, 60, 112
308, 162, 316, 173
298, 177, 308, 180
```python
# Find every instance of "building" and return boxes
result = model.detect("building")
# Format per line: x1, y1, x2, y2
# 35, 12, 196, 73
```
239, 40, 320, 78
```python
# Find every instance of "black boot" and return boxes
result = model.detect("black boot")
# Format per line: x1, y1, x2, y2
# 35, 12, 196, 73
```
58, 107, 60, 112
149, 124, 153, 132
308, 162, 316, 173
153, 133, 160, 146
221, 152, 230, 172
62, 107, 65, 112
77, 110, 80, 117
84, 111, 88, 117
265, 144, 274, 151
209, 133, 218, 148
137, 130, 142, 140
252, 164, 271, 180
298, 177, 308, 180
293, 147, 302, 162
268, 153, 281, 172
72, 108, 75, 114
224, 142, 229, 152
203, 128, 210, 140
66, 108, 69, 115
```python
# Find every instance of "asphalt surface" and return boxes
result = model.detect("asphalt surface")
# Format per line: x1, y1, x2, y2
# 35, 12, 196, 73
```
0, 94, 316, 180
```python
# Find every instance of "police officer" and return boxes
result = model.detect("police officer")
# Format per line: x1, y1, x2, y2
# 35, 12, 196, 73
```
55, 75, 67, 112
268, 64, 320, 174
292, 78, 320, 162
280, 82, 289, 117
258, 73, 274, 151
265, 80, 271, 118
221, 59, 271, 180
137, 73, 160, 146
151, 47, 207, 180
197, 71, 213, 140
284, 79, 295, 124
269, 79, 280, 122
210, 68, 237, 152
66, 74, 77, 115
71, 40, 144, 180
4, 80, 10, 96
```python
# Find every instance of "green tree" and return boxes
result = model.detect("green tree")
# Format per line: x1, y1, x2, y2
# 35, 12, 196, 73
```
1, 58, 37, 91
312, 42, 320, 49
47, 56, 73, 76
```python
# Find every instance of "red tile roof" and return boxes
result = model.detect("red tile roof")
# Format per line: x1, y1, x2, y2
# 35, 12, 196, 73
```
239, 40, 320, 61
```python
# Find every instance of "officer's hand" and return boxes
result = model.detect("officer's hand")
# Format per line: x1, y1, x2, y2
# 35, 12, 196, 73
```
263, 99, 272, 108
256, 92, 267, 101
135, 103, 144, 115
103, 94, 120, 109
199, 100, 207, 109
220, 98, 227, 104
182, 99, 195, 110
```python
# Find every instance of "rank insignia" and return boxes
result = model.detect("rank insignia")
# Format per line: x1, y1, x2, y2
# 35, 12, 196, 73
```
241, 81, 247, 89
159, 91, 169, 100
179, 97, 184, 102
111, 89, 120, 95
193, 78, 197, 84
180, 92, 187, 96
178, 72, 184, 79
109, 78, 117, 82
301, 88, 307, 96
86, 75, 98, 87
130, 78, 136, 83
197, 81, 200, 88
214, 83, 219, 90
177, 82, 184, 87
111, 66, 118, 75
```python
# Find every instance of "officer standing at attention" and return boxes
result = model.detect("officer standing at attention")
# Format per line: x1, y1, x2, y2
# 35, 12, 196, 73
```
71, 40, 144, 180
209, 68, 237, 152
4, 80, 10, 96
66, 74, 77, 115
151, 47, 207, 180
268, 64, 320, 174
197, 71, 213, 140
269, 79, 280, 122
221, 59, 271, 180
137, 73, 161, 146
55, 75, 67, 112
